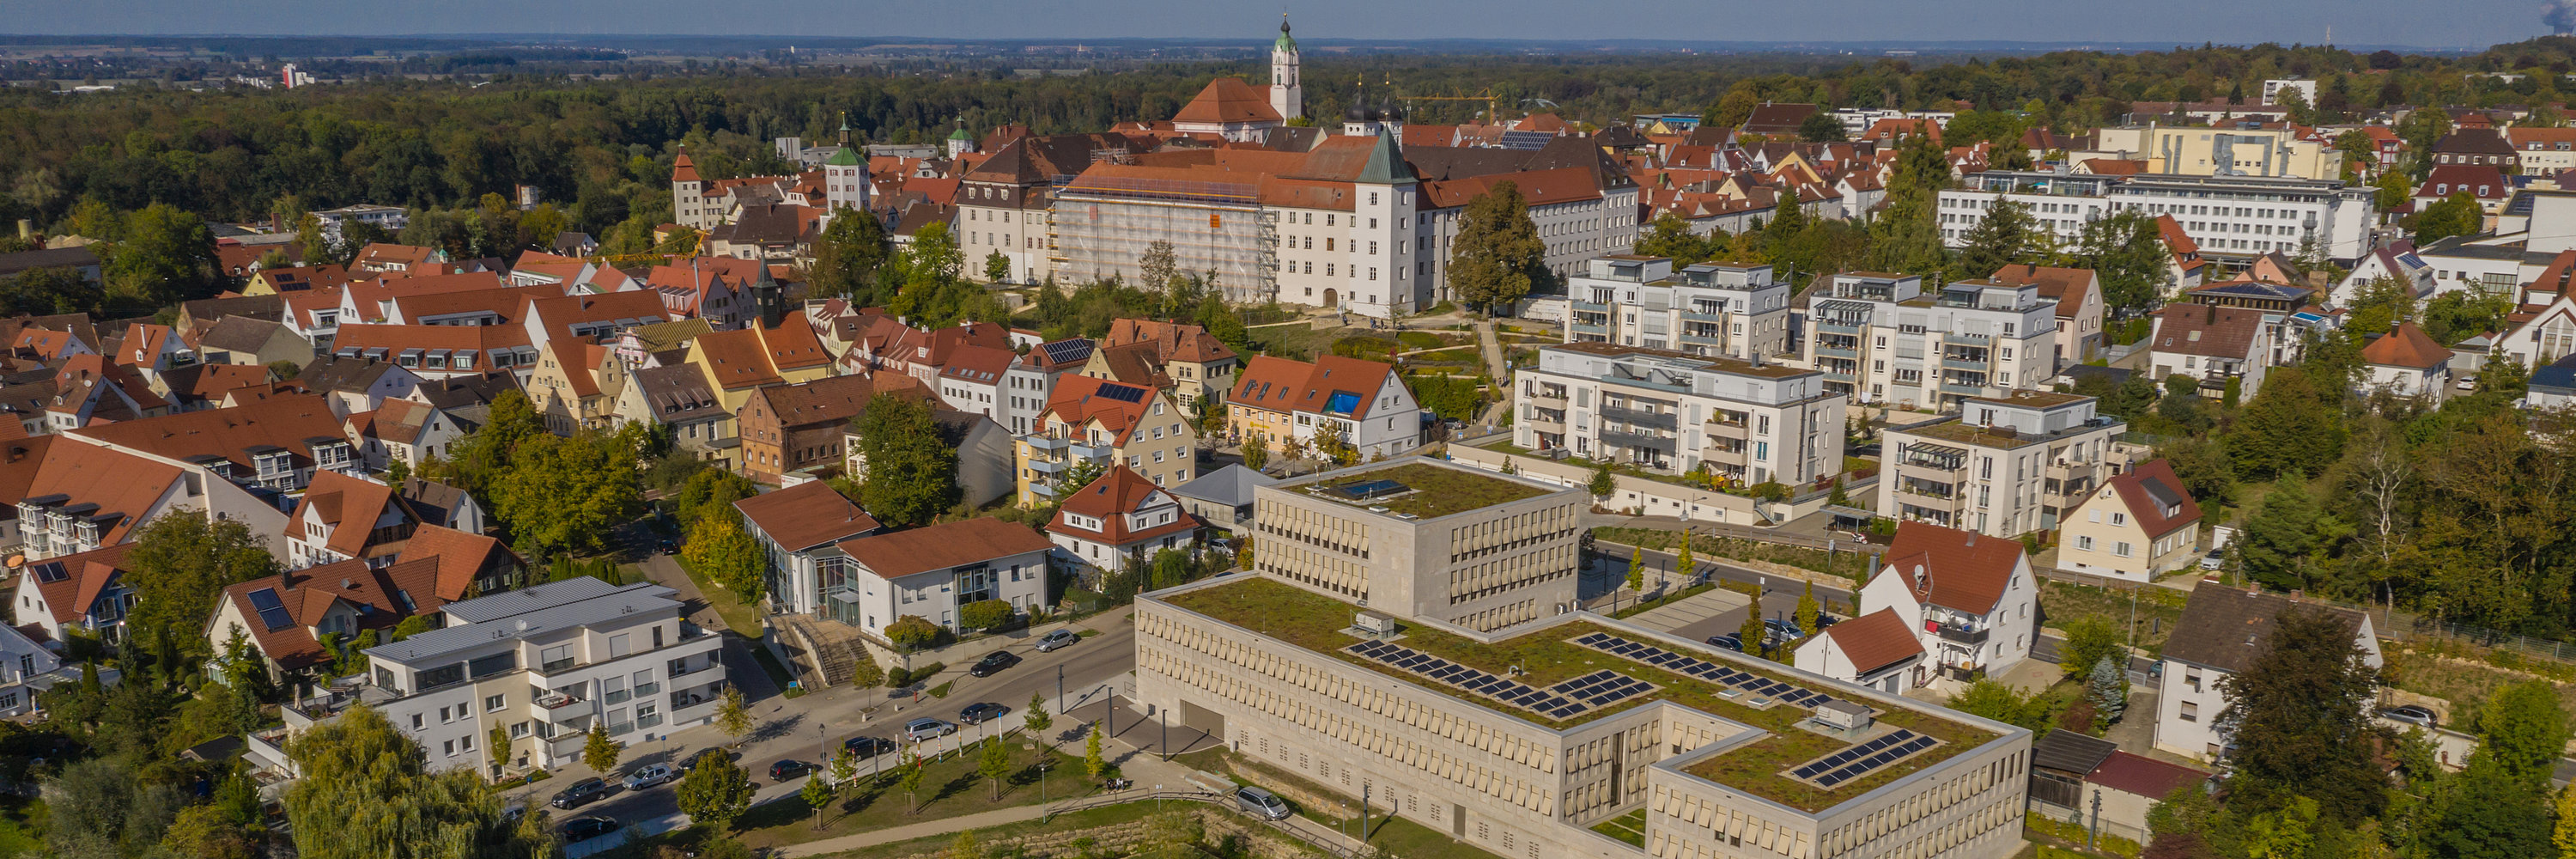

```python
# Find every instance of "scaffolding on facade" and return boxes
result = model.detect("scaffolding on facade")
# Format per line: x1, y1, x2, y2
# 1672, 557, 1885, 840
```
1048, 182, 1278, 304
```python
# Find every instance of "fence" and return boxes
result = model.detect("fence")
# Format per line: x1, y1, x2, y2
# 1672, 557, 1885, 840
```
2028, 798, 2148, 852
1042, 789, 1370, 859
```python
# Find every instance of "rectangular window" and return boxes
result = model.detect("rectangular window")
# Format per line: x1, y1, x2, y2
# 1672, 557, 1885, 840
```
609, 633, 632, 658
2114, 542, 2134, 557
2180, 701, 2199, 722
486, 694, 506, 712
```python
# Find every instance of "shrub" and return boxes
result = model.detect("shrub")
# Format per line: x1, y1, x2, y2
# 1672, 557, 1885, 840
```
885, 615, 943, 649
888, 661, 946, 688
1748, 481, 1790, 502
959, 599, 1015, 631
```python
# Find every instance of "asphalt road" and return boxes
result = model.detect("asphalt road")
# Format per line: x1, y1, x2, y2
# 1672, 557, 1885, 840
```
513, 616, 1139, 850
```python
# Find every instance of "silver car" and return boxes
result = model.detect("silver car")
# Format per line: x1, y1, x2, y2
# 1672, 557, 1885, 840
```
1034, 629, 1080, 653
1233, 785, 1291, 820
905, 717, 956, 742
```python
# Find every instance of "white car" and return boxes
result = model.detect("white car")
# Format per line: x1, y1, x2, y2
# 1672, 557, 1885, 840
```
623, 764, 675, 790
905, 718, 956, 742
2198, 550, 2226, 570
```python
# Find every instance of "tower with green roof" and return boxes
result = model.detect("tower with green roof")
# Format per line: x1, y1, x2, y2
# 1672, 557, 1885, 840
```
1270, 14, 1302, 120
945, 122, 975, 158
824, 114, 869, 212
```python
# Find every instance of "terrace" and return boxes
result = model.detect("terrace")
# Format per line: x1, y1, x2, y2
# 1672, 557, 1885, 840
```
1157, 576, 1998, 813
1281, 460, 1553, 520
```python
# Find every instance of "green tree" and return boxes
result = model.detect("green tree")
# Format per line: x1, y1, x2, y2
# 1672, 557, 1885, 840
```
2553, 784, 2576, 858
950, 831, 982, 859
1795, 580, 1821, 636
896, 746, 927, 814
1626, 545, 1646, 594
1026, 691, 1054, 740
1738, 588, 1769, 659
799, 774, 832, 831
809, 208, 892, 304
677, 755, 757, 832
959, 598, 1015, 631
978, 735, 1012, 801
1634, 211, 1711, 265
828, 747, 860, 813
581, 723, 621, 776
1242, 436, 1270, 472
1083, 721, 1107, 781
104, 202, 218, 305
889, 222, 966, 326
1797, 112, 1849, 142
714, 685, 753, 741
2088, 655, 2129, 722
1139, 240, 1179, 293
491, 430, 641, 559
885, 616, 942, 650
2374, 170, 2415, 212
1951, 679, 2050, 733
2075, 210, 2174, 313
2217, 606, 2385, 820
2236, 477, 2349, 593
2431, 766, 2554, 859
683, 512, 764, 601
488, 724, 512, 772
0, 265, 102, 315
1588, 461, 1617, 499
282, 705, 550, 859
2227, 366, 2344, 482
982, 250, 1012, 283
854, 393, 961, 527
2415, 191, 2485, 245
1448, 180, 1546, 313
1867, 133, 1953, 277
2471, 680, 2573, 788
125, 515, 281, 663
1957, 197, 2038, 277
1704, 81, 1763, 131
159, 803, 258, 859
2059, 617, 2125, 681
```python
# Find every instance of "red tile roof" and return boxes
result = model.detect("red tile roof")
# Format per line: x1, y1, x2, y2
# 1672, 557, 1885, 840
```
292, 470, 404, 557
835, 517, 1054, 580
1990, 265, 2097, 320
1229, 355, 1399, 421
1102, 319, 1238, 363
18, 440, 186, 547
1047, 465, 1206, 548
2150, 304, 2267, 360
1042, 375, 1160, 444
70, 393, 346, 474
733, 480, 881, 551
398, 523, 514, 601
2361, 321, 2450, 369
2106, 459, 2202, 539
2087, 751, 2208, 798
1172, 77, 1283, 125
1817, 606, 1927, 675
217, 557, 442, 669
1877, 521, 2024, 615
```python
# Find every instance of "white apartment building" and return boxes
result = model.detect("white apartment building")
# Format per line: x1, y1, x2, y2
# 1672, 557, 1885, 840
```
1797, 272, 2057, 411
334, 578, 727, 776
1564, 255, 1792, 361
1516, 342, 1845, 489
1937, 171, 2378, 265
1877, 392, 2129, 538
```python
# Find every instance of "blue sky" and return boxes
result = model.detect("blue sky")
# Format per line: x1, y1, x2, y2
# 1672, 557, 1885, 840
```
0, 0, 2547, 50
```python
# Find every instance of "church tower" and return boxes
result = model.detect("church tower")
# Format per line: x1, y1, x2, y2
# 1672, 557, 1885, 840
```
1270, 15, 1302, 120
671, 147, 708, 230
823, 115, 869, 214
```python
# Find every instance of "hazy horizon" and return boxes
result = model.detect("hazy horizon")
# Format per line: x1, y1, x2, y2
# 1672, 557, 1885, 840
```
0, 0, 2555, 52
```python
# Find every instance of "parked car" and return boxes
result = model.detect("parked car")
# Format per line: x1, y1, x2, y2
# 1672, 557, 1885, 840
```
623, 764, 676, 790
769, 759, 816, 782
682, 746, 738, 771
1704, 633, 1743, 652
842, 735, 896, 758
2199, 549, 2227, 570
656, 538, 678, 555
1233, 785, 1292, 821
1034, 629, 1080, 653
2380, 704, 2439, 729
968, 651, 1019, 677
560, 817, 620, 842
905, 718, 956, 742
958, 702, 1009, 725
550, 778, 608, 809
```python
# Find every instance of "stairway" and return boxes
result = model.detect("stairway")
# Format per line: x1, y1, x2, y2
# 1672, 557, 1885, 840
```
781, 616, 863, 690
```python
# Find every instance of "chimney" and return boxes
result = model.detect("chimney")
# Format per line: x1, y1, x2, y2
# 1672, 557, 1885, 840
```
1963, 533, 1977, 545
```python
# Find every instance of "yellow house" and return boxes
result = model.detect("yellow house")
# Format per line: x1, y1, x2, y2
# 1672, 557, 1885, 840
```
243, 265, 351, 296
1016, 375, 1196, 506
2087, 125, 2336, 180
682, 320, 835, 416
2059, 459, 2204, 584
523, 338, 629, 435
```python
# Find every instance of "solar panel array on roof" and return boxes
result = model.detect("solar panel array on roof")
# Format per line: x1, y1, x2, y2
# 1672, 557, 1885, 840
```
247, 588, 294, 631
1096, 383, 1147, 404
1040, 339, 1093, 365
1344, 641, 1588, 720
28, 561, 67, 583
1549, 669, 1656, 707
1569, 632, 1837, 710
1789, 729, 1940, 788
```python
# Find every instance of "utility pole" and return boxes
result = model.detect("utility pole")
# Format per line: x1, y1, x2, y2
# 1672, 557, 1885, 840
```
2087, 790, 2102, 850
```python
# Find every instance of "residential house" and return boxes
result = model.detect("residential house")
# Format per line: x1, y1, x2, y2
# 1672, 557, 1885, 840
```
207, 557, 443, 683
818, 517, 1055, 635
283, 471, 422, 570
2331, 242, 2436, 308
1043, 465, 1208, 571
328, 323, 539, 383
2155, 586, 2379, 762
522, 338, 628, 435
1875, 392, 2126, 536
519, 290, 670, 350
1789, 606, 1927, 695
296, 356, 422, 418
732, 480, 883, 618
1510, 342, 1844, 489
738, 374, 927, 484
10, 544, 138, 644
1001, 338, 1093, 434
350, 243, 438, 276
1167, 463, 1279, 533
2058, 459, 2203, 583
1226, 355, 1423, 461
41, 356, 169, 432
1989, 265, 2105, 369
1016, 375, 1198, 506
197, 316, 313, 369
0, 622, 61, 716
1791, 271, 2057, 409
2147, 304, 2272, 400
2026, 731, 2208, 840
396, 478, 489, 537
348, 398, 467, 472
2357, 321, 2453, 403
1856, 521, 2040, 691
683, 321, 835, 417
70, 393, 360, 496
615, 362, 733, 464
245, 265, 351, 296
933, 344, 1015, 423
2412, 165, 2510, 222
1562, 256, 1794, 362
648, 259, 773, 331
157, 364, 275, 412
1087, 319, 1242, 408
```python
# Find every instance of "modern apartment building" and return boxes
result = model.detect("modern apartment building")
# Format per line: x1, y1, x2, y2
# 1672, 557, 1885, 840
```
265, 577, 727, 777
1796, 272, 2057, 411
1514, 343, 1844, 489
1876, 392, 2128, 538
2085, 125, 2337, 180
1251, 458, 1585, 631
1564, 256, 1793, 361
1935, 171, 2378, 265
1135, 567, 2031, 859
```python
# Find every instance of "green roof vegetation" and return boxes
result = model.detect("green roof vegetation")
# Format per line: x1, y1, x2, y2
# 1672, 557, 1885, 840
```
1158, 576, 1997, 813
1284, 461, 1552, 519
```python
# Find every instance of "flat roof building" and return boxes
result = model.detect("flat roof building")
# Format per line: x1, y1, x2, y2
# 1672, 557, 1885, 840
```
1515, 342, 1845, 490
1253, 457, 1587, 632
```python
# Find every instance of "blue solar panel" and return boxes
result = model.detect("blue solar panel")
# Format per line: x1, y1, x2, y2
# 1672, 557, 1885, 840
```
27, 561, 67, 583
1095, 383, 1147, 403
1040, 339, 1093, 365
247, 588, 293, 632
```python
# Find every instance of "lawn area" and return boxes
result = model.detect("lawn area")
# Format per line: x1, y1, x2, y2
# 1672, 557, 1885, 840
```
2387, 648, 2576, 728
1160, 577, 1996, 813
1200, 747, 1510, 859
1283, 460, 1551, 519
804, 801, 1163, 859
2037, 579, 2184, 656
1247, 322, 1340, 360
1613, 582, 1716, 618
1591, 808, 1648, 847
648, 556, 767, 635
733, 740, 1072, 852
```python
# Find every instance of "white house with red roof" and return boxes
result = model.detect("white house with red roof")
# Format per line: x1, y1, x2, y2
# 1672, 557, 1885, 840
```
1789, 606, 1927, 695
207, 557, 445, 680
1043, 465, 1207, 570
284, 470, 419, 570
732, 480, 882, 619
2058, 459, 2204, 582
1856, 521, 2038, 691
821, 517, 1056, 635
10, 542, 138, 644
2357, 321, 2453, 403
933, 344, 1016, 423
647, 258, 770, 330
1226, 354, 1424, 461
2411, 164, 2509, 220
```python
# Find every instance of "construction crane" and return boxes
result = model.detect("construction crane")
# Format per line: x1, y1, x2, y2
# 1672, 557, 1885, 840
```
1398, 88, 1559, 125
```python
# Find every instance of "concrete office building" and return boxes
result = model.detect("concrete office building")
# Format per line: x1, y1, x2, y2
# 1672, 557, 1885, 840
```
1564, 256, 1794, 361
1248, 458, 1586, 632
1513, 343, 1844, 489
1796, 272, 2057, 411
1876, 392, 2128, 538
1935, 171, 2377, 265
1135, 545, 2032, 859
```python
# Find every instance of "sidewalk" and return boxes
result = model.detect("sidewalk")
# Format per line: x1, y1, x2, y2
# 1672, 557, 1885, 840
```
882, 606, 1133, 680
